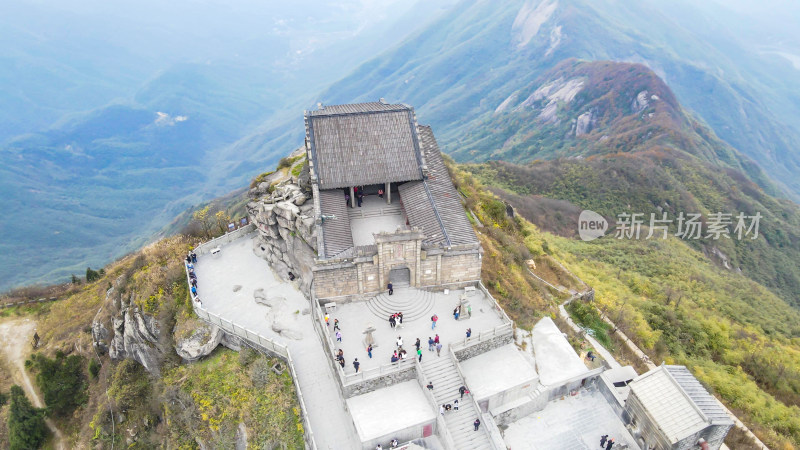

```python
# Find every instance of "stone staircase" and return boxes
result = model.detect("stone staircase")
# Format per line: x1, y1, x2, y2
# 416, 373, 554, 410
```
420, 356, 492, 450
365, 287, 436, 322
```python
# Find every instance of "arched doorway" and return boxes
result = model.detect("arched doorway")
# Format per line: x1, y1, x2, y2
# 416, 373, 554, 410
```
388, 267, 411, 287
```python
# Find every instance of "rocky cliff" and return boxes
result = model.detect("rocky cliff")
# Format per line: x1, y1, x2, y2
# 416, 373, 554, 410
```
248, 173, 317, 298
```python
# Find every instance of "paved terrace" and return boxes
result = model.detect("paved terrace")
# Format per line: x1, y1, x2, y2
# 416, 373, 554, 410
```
503, 386, 640, 450
192, 233, 508, 448
321, 285, 506, 374
193, 234, 359, 450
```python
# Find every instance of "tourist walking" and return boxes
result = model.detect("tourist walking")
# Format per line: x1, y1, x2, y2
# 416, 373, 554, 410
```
415, 338, 421, 351
473, 418, 481, 431
431, 313, 438, 329
606, 438, 614, 450
417, 348, 422, 362
367, 343, 373, 359
398, 312, 403, 324
396, 336, 403, 348
357, 190, 363, 207
428, 337, 435, 351
388, 282, 393, 295
334, 319, 340, 331
453, 305, 460, 320
436, 342, 442, 357
378, 188, 384, 198
336, 330, 342, 342
390, 438, 398, 448
454, 399, 459, 410
459, 385, 467, 399
353, 358, 360, 373
426, 382, 433, 390
345, 192, 351, 207
466, 328, 472, 338
434, 334, 440, 345
600, 435, 608, 447
325, 314, 329, 326
440, 405, 445, 416
191, 251, 197, 263
389, 314, 396, 329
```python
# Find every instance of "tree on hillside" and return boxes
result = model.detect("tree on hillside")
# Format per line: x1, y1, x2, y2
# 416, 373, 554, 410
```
7, 385, 47, 450
192, 205, 214, 239
28, 351, 88, 417
86, 267, 101, 282
215, 210, 232, 234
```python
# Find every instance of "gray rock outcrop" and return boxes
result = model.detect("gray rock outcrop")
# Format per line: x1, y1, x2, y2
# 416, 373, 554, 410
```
575, 111, 594, 136
108, 293, 164, 375
248, 179, 317, 296
175, 323, 223, 362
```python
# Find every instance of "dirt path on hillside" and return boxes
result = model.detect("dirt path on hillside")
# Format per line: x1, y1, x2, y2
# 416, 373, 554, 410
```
0, 318, 66, 450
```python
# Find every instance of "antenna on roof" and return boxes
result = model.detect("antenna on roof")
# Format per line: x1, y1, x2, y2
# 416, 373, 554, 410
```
318, 102, 324, 110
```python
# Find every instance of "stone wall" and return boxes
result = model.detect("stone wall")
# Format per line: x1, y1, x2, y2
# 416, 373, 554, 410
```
419, 257, 438, 286
342, 364, 419, 398
453, 332, 514, 361
440, 252, 482, 284
313, 265, 359, 299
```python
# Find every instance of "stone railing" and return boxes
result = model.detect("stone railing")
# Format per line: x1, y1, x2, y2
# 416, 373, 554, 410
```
414, 358, 457, 450
184, 253, 317, 450
193, 223, 256, 255
477, 281, 513, 325
450, 322, 514, 361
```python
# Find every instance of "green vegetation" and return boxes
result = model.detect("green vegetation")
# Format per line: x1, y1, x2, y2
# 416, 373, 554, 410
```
567, 301, 612, 349
27, 352, 88, 417
88, 358, 100, 380
7, 385, 46, 450
163, 350, 304, 449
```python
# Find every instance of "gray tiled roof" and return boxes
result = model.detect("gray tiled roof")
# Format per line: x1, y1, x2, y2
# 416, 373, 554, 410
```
629, 366, 708, 442
306, 102, 423, 190
398, 126, 478, 247
665, 366, 733, 425
318, 189, 353, 258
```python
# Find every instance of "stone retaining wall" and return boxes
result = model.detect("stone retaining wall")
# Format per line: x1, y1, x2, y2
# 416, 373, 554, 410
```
453, 332, 514, 361
342, 364, 419, 398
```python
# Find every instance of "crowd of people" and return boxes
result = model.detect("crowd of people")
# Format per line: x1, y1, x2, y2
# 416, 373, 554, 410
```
184, 251, 200, 305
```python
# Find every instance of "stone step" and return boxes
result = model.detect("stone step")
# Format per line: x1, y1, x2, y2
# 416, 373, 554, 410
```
420, 355, 492, 450
365, 289, 436, 322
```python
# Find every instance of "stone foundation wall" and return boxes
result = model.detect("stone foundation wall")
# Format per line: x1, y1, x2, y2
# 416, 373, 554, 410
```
342, 364, 419, 398
359, 261, 381, 293
454, 332, 514, 361
419, 257, 438, 286
314, 265, 360, 299
440, 252, 482, 284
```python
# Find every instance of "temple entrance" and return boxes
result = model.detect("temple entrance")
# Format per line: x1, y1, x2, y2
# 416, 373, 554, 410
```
388, 267, 411, 287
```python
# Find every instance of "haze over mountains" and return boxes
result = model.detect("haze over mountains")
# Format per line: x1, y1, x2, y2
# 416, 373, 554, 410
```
2, 0, 800, 295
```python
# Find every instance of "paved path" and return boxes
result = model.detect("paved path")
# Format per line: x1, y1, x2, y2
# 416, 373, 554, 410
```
0, 318, 66, 450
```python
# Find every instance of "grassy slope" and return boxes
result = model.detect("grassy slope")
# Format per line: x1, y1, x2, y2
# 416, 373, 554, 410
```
451, 163, 800, 448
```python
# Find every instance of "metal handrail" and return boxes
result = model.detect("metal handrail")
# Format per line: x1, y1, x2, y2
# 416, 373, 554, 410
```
447, 346, 501, 450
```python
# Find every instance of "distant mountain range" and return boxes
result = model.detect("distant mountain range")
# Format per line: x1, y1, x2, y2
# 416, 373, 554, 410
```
3, 0, 800, 294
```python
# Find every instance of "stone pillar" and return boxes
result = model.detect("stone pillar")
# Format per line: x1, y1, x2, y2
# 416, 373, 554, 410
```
415, 240, 422, 287
385, 182, 391, 204
350, 186, 356, 208
357, 263, 364, 293
377, 243, 384, 290
436, 254, 442, 285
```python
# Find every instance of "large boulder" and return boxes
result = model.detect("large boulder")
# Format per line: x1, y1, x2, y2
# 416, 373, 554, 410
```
175, 323, 223, 362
